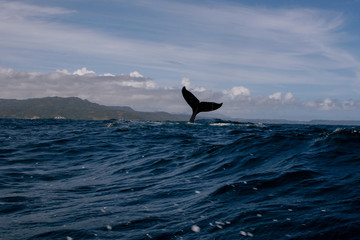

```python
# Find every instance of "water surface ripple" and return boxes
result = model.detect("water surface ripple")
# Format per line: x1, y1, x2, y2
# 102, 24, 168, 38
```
0, 119, 359, 239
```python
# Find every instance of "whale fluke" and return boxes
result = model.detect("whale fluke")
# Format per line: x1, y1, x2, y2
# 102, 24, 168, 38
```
182, 86, 223, 123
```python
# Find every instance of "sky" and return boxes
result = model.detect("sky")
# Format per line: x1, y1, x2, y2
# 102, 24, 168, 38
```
0, 0, 360, 121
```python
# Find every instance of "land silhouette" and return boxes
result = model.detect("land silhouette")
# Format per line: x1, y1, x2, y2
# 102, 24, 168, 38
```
0, 97, 359, 125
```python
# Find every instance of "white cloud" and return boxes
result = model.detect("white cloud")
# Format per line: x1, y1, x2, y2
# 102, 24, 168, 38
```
129, 71, 144, 78
56, 69, 71, 75
223, 86, 251, 99
194, 87, 206, 92
103, 73, 115, 77
284, 92, 295, 103
0, 66, 15, 75
73, 67, 95, 76
269, 92, 282, 101
181, 77, 191, 88
319, 98, 337, 111
342, 100, 356, 110
121, 80, 156, 89
181, 77, 205, 92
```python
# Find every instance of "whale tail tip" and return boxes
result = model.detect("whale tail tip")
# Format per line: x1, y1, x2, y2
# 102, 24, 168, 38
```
182, 86, 222, 123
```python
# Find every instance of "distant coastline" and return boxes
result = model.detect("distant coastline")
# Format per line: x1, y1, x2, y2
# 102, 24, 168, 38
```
0, 97, 359, 125
0, 97, 189, 121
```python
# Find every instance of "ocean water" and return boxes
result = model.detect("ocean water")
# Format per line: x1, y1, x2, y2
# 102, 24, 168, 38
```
1, 119, 359, 240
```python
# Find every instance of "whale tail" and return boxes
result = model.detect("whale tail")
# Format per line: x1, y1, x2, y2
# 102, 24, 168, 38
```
182, 86, 223, 123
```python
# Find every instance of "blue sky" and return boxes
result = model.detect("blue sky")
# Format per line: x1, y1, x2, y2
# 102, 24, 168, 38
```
0, 0, 359, 120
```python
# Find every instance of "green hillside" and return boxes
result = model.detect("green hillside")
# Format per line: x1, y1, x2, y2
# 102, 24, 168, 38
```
0, 97, 189, 121
0, 97, 120, 120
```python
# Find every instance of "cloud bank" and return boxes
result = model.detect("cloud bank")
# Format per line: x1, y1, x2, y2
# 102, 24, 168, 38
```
1, 66, 359, 120
0, 0, 359, 99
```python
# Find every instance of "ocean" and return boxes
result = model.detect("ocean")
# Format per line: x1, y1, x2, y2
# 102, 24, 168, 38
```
1, 119, 359, 240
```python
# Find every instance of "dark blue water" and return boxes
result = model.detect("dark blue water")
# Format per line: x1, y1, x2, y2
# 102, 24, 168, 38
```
1, 119, 359, 240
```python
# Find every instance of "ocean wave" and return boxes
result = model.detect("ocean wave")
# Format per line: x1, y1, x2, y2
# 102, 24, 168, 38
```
1, 119, 359, 239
